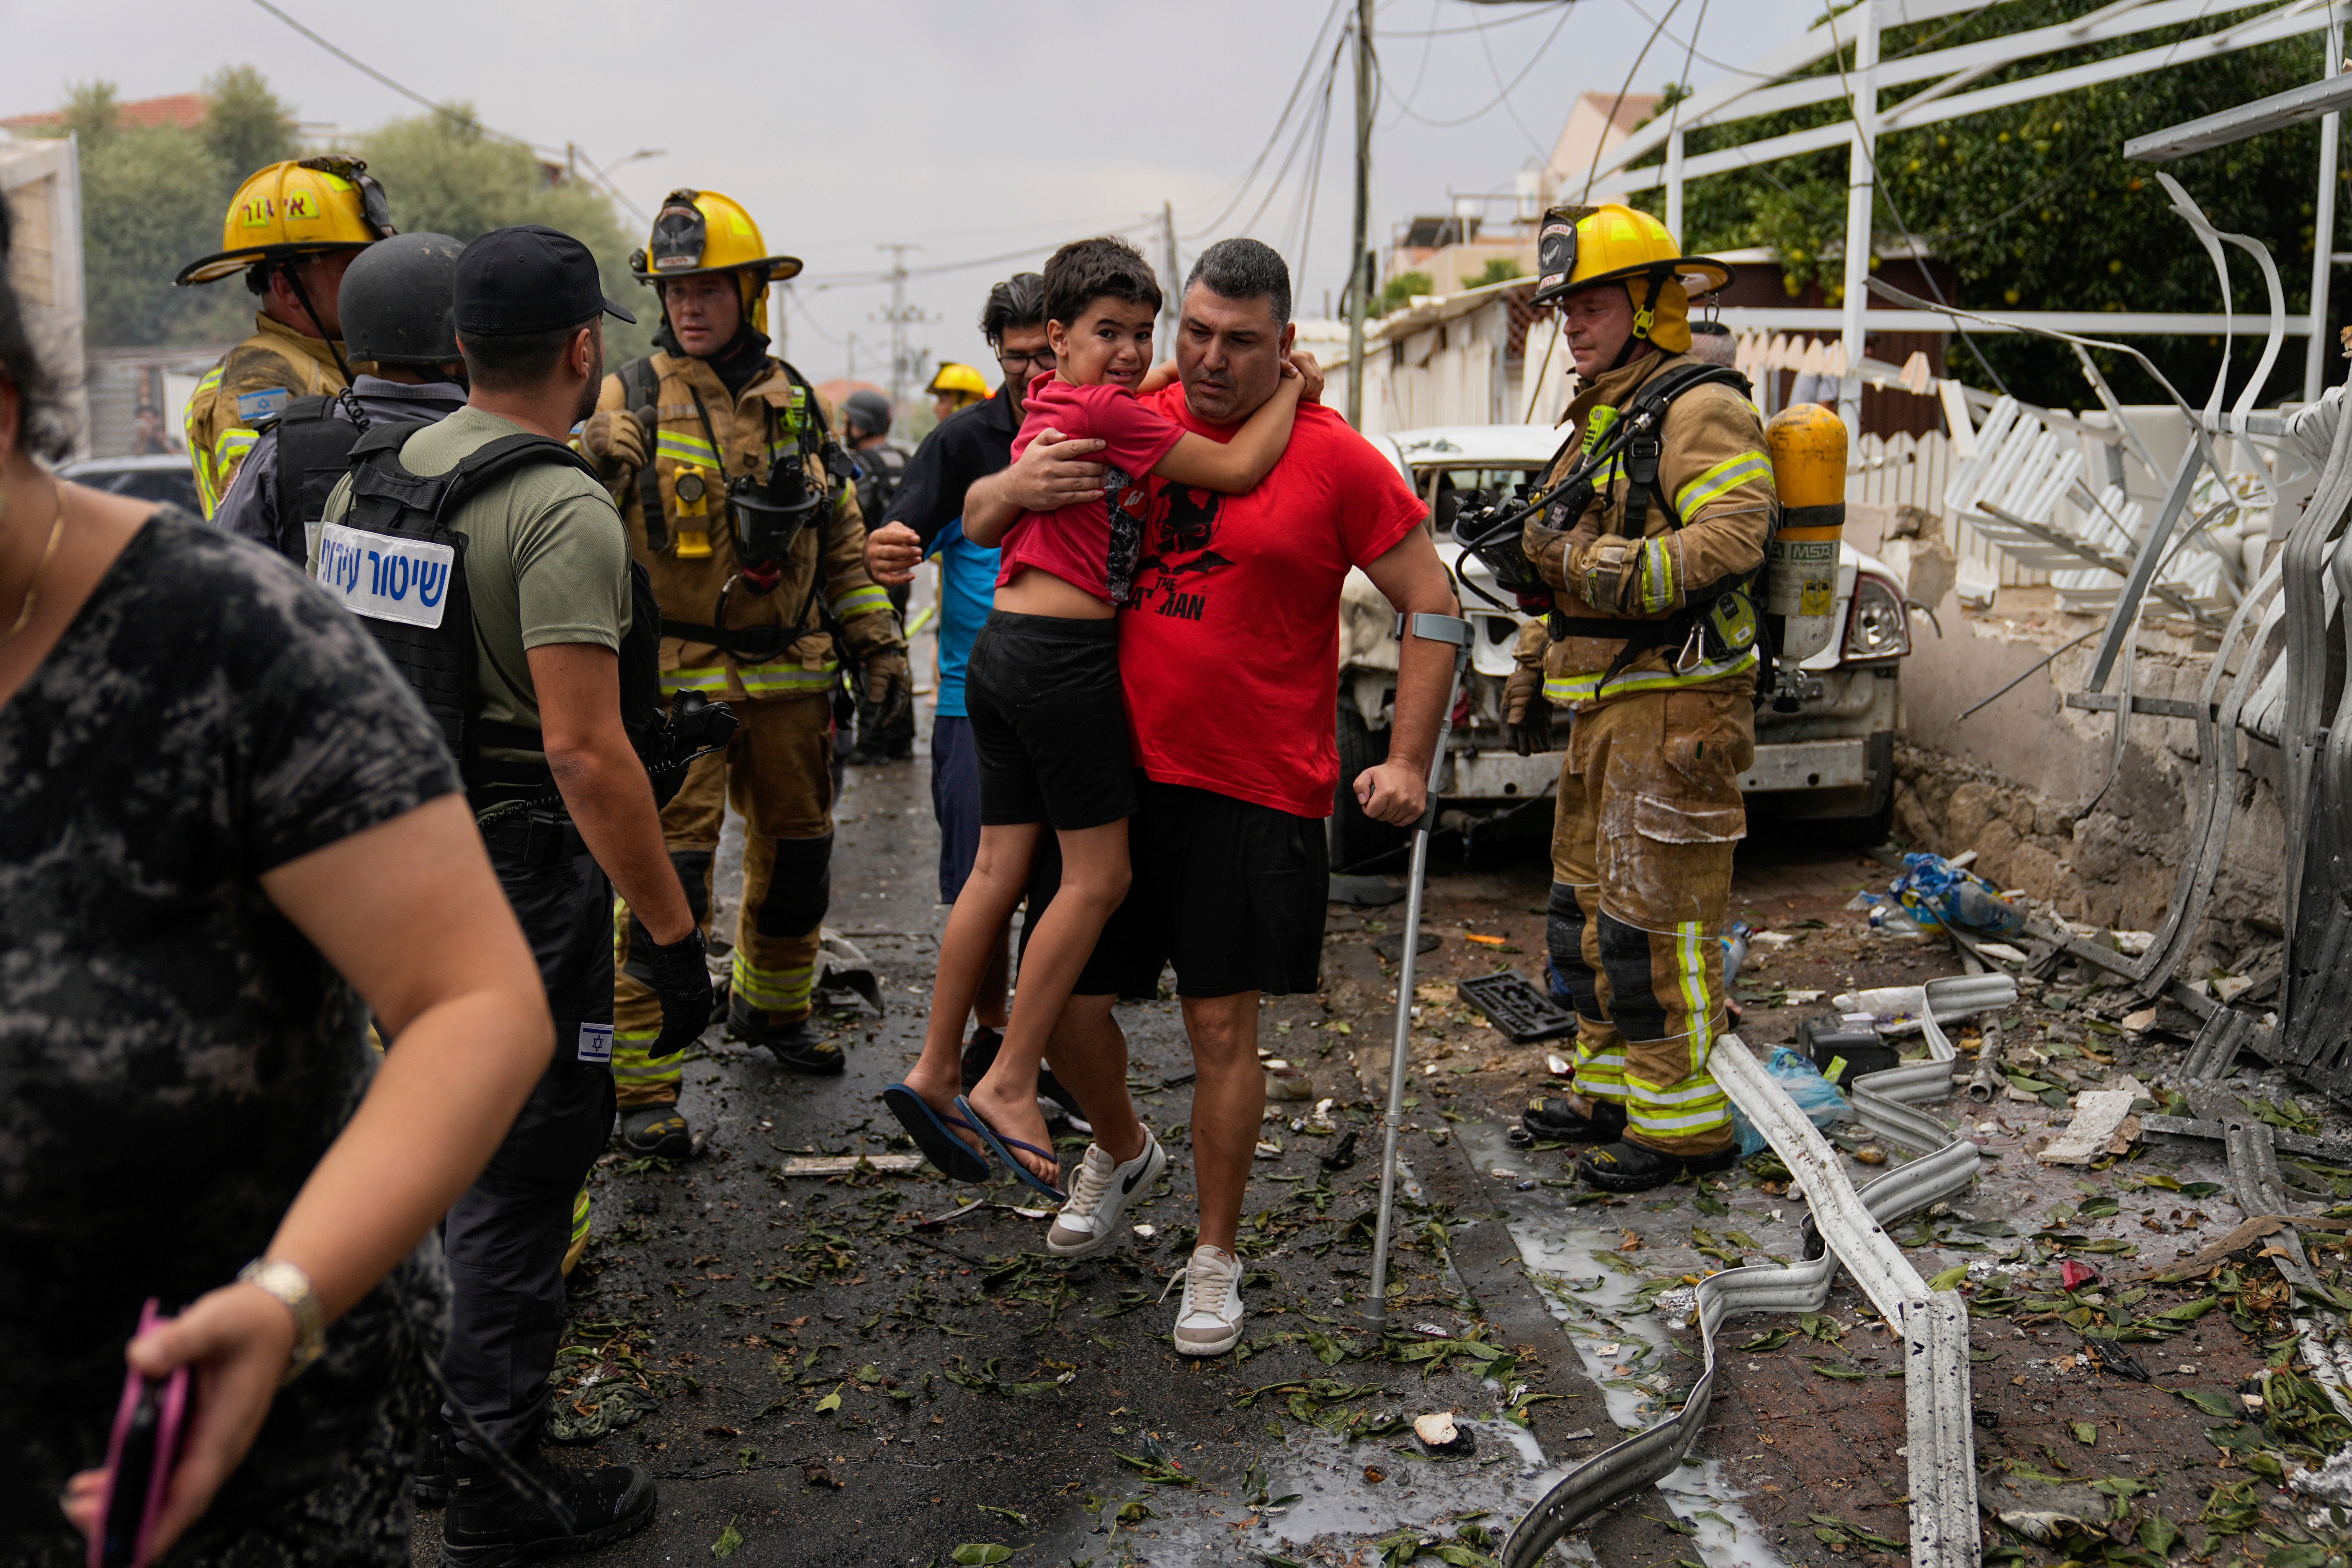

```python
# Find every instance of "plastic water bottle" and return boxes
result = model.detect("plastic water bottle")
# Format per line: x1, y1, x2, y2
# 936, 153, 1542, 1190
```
1722, 921, 1753, 987
1944, 880, 2027, 937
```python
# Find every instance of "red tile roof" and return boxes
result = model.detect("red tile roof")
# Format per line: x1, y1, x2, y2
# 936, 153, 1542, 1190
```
3, 91, 210, 133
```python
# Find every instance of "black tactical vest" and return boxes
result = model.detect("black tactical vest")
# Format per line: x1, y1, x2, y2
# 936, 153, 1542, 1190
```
322, 424, 673, 808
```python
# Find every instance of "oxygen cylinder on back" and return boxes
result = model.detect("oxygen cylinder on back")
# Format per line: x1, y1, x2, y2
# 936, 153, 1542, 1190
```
1762, 403, 1848, 709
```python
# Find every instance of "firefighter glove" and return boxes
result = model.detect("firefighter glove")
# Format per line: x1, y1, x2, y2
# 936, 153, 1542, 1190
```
1524, 513, 1596, 596
864, 649, 914, 732
1502, 660, 1553, 756
1573, 534, 1644, 614
645, 927, 714, 1060
582, 408, 650, 480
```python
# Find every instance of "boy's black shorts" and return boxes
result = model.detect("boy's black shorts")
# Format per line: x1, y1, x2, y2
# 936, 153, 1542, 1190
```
1028, 776, 1328, 998
965, 610, 1134, 831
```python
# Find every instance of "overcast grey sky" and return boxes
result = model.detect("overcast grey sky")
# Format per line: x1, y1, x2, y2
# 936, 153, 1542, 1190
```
1, 0, 1813, 397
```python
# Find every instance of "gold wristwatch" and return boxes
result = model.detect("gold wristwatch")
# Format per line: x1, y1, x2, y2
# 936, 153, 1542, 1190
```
237, 1257, 325, 1384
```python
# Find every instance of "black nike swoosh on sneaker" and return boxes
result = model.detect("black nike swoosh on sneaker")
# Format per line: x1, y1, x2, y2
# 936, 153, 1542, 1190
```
1121, 1155, 1155, 1196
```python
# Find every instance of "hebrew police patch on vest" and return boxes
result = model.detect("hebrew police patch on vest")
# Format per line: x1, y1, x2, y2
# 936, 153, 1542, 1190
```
317, 521, 458, 629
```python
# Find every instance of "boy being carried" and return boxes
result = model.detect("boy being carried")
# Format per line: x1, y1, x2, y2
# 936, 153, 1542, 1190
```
883, 235, 1303, 1201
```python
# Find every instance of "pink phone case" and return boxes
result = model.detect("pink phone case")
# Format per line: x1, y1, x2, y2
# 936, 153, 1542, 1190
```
90, 1300, 191, 1568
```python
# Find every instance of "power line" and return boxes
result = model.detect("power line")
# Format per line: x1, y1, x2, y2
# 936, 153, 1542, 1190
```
1385, 2, 1578, 130
1179, 0, 1353, 240
1381, 0, 1577, 37
1580, 0, 1680, 201
1232, 27, 1353, 242
244, 0, 649, 222
1476, 5, 1573, 160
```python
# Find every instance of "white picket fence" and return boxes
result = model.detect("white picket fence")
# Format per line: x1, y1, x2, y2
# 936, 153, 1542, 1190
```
1846, 429, 2048, 587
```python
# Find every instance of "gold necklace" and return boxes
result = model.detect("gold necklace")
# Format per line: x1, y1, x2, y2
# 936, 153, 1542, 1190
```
0, 483, 66, 647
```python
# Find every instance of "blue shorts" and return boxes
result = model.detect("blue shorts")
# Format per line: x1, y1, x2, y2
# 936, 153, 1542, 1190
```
931, 715, 983, 904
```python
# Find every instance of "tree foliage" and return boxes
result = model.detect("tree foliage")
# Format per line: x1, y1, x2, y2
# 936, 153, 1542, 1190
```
1463, 256, 1524, 291
25, 71, 650, 356
1644, 2, 2331, 409
198, 64, 295, 183
355, 107, 655, 362
1377, 270, 1434, 315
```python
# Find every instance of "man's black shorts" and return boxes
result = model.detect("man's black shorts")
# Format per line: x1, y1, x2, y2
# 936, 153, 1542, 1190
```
1036, 776, 1328, 999
965, 610, 1135, 830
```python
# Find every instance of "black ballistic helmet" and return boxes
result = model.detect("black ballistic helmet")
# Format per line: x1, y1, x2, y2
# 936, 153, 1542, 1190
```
842, 389, 892, 437
339, 232, 466, 366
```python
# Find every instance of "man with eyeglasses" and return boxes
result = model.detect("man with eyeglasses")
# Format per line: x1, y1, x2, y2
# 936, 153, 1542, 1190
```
865, 273, 1083, 1105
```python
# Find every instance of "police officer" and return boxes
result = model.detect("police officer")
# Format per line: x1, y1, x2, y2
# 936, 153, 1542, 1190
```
843, 388, 914, 763
213, 231, 467, 561
174, 157, 394, 518
314, 225, 712, 1553
1505, 204, 1775, 1193
583, 189, 911, 1155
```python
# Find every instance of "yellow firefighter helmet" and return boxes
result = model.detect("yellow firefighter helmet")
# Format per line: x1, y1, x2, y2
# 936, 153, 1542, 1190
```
927, 362, 990, 406
630, 188, 801, 338
175, 157, 392, 286
1528, 202, 1733, 355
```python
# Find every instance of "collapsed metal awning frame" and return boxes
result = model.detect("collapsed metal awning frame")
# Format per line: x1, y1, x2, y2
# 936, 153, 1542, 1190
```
1501, 985, 2005, 1568
1570, 0, 2347, 427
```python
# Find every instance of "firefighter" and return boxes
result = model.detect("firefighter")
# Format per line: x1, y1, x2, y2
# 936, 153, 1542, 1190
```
926, 361, 990, 424
173, 157, 393, 517
842, 389, 916, 763
1504, 204, 1774, 1193
584, 189, 911, 1155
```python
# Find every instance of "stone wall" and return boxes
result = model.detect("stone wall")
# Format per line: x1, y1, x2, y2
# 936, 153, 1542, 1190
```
1889, 611, 2287, 973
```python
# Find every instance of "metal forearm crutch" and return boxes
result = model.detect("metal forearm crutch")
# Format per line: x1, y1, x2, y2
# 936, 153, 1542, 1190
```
1361, 610, 1474, 1331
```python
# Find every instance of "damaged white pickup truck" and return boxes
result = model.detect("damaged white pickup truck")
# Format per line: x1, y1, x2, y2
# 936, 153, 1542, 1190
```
1333, 424, 1912, 869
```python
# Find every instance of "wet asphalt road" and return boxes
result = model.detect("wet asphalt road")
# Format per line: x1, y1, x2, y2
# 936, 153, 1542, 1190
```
401, 725, 2265, 1568
409, 746, 1551, 1568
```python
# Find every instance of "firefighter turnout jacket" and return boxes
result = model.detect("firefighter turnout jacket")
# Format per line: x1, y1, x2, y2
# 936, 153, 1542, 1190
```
185, 313, 348, 520
595, 350, 904, 703
1521, 349, 1775, 709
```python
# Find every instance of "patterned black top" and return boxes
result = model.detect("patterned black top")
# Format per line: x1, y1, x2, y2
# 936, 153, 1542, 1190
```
0, 509, 459, 1561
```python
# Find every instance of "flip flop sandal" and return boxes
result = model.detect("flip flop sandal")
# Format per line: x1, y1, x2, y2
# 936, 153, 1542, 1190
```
954, 1094, 1068, 1202
882, 1084, 991, 1184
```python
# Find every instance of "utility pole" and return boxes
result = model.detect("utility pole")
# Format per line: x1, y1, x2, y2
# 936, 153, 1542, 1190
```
1345, 0, 1374, 430
1161, 201, 1179, 363
873, 244, 934, 411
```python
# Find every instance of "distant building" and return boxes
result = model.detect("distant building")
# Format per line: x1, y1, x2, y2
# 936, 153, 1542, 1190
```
0, 137, 88, 457
2, 91, 210, 136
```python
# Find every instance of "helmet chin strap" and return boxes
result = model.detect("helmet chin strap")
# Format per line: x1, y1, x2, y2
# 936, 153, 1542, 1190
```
1608, 270, 1671, 370
279, 260, 353, 383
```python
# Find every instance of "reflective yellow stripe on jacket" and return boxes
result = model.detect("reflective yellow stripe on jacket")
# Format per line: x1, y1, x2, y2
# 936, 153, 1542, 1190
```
830, 584, 892, 621
663, 660, 843, 700
657, 430, 722, 467
1674, 451, 1774, 521
1542, 647, 1757, 707
184, 368, 226, 515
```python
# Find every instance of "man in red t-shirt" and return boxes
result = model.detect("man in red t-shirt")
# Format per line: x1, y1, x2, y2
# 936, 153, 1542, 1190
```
965, 238, 1456, 1357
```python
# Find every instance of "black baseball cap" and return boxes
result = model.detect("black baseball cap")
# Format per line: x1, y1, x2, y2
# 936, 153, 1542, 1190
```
454, 224, 636, 335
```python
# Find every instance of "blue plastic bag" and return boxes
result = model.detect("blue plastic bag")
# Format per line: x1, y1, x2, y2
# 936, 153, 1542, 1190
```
1730, 1044, 1852, 1157
1877, 851, 2026, 938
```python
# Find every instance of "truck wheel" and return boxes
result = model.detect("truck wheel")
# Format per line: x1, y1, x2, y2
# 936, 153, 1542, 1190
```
1331, 696, 1408, 872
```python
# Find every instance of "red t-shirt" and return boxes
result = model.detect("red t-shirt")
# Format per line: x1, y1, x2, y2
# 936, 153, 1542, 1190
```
1118, 388, 1429, 818
998, 375, 1186, 605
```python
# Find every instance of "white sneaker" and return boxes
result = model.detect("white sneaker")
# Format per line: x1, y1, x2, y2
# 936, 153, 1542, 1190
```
1046, 1130, 1166, 1258
1171, 1244, 1245, 1357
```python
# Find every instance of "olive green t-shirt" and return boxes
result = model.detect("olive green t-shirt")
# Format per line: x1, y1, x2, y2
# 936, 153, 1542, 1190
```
321, 406, 631, 762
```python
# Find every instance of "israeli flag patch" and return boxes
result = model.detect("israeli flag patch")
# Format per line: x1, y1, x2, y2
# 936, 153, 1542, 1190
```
314, 521, 456, 629
236, 387, 291, 423
576, 1023, 614, 1065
